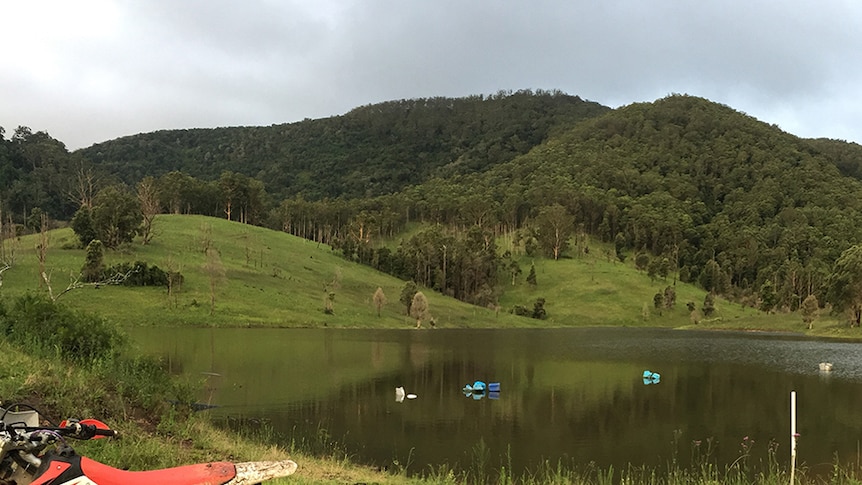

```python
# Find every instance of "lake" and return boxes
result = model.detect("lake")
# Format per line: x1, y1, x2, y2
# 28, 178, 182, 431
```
127, 327, 862, 477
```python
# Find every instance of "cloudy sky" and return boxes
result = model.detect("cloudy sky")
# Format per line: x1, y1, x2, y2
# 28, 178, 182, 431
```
2, 0, 861, 150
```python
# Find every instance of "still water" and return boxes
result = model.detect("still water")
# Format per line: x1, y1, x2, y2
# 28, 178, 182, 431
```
128, 327, 862, 476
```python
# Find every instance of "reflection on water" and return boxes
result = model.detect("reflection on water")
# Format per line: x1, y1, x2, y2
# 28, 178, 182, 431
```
128, 327, 862, 477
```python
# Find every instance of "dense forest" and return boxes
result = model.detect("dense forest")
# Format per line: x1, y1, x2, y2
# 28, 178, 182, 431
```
77, 89, 609, 201
4, 91, 862, 321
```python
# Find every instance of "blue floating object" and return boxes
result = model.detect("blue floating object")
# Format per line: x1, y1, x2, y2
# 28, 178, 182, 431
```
642, 370, 661, 385
472, 380, 486, 392
488, 382, 501, 392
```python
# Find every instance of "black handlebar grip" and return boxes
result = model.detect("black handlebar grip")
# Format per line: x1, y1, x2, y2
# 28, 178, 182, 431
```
93, 427, 118, 437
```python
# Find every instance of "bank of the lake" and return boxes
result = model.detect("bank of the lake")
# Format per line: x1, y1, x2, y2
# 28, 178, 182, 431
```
0, 344, 853, 485
5, 318, 862, 484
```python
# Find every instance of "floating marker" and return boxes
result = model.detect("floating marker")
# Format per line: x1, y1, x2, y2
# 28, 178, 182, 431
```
642, 370, 661, 385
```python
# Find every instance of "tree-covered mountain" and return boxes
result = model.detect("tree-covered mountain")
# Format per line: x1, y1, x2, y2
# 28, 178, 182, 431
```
76, 90, 610, 201
257, 94, 862, 316
6, 92, 862, 321
396, 94, 862, 310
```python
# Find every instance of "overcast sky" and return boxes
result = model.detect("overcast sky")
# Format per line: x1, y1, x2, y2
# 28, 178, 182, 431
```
2, 0, 861, 150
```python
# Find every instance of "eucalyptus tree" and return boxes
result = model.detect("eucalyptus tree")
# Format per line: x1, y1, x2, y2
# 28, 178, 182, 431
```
156, 171, 196, 214
826, 245, 862, 326
535, 203, 573, 260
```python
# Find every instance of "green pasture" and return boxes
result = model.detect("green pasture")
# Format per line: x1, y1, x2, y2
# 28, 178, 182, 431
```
0, 214, 848, 334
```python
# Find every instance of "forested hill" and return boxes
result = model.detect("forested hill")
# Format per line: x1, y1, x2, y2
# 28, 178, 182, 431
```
440, 94, 862, 308
76, 90, 610, 200
6, 92, 862, 315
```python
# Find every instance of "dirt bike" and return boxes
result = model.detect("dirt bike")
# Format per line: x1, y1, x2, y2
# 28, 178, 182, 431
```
0, 404, 297, 484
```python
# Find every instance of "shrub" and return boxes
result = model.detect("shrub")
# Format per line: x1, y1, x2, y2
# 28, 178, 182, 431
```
0, 294, 124, 364
103, 261, 177, 287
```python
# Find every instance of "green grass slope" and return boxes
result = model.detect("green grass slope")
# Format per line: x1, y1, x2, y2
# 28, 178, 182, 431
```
1, 215, 523, 328
0, 214, 832, 332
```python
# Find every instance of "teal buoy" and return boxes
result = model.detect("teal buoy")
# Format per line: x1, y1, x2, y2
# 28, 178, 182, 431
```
642, 370, 661, 385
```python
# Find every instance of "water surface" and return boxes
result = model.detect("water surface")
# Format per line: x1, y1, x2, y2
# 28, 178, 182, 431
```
128, 327, 862, 476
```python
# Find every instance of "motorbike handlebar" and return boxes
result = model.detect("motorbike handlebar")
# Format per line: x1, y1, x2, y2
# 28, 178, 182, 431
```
90, 426, 118, 438
64, 422, 118, 440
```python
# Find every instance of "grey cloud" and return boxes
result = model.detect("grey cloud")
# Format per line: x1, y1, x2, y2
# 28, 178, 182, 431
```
1, 0, 860, 148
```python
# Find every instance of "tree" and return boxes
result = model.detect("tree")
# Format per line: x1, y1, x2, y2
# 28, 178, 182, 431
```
826, 245, 862, 326
635, 253, 650, 272
400, 281, 418, 315
703, 293, 716, 317
658, 257, 670, 280
67, 158, 100, 210
82, 240, 105, 283
373, 287, 387, 317
614, 233, 627, 263
156, 171, 194, 214
90, 185, 142, 248
501, 251, 522, 286
35, 212, 49, 289
410, 291, 430, 328
163, 254, 182, 309
526, 263, 537, 286
26, 207, 44, 232
70, 207, 96, 247
204, 247, 226, 315
324, 291, 335, 315
653, 292, 664, 310
663, 286, 676, 309
137, 176, 160, 245
759, 280, 778, 313
532, 297, 547, 319
699, 260, 723, 294
800, 294, 819, 329
535, 203, 573, 260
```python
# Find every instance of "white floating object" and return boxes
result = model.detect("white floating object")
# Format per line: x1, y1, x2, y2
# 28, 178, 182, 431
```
406, 393, 418, 399
395, 386, 406, 402
819, 362, 833, 372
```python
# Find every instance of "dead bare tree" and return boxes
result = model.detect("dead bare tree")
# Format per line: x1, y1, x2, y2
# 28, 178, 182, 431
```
36, 213, 49, 288
137, 176, 160, 245
0, 210, 19, 289
164, 254, 183, 309
204, 247, 226, 315
42, 268, 136, 302
67, 159, 100, 209
0, 261, 10, 289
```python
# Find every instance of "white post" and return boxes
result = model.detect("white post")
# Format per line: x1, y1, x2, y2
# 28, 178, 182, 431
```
790, 390, 797, 485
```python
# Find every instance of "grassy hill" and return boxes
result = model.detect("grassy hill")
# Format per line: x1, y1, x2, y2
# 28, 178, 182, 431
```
1, 214, 841, 333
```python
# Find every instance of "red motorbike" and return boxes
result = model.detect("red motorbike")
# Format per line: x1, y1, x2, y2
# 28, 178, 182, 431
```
0, 405, 297, 484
